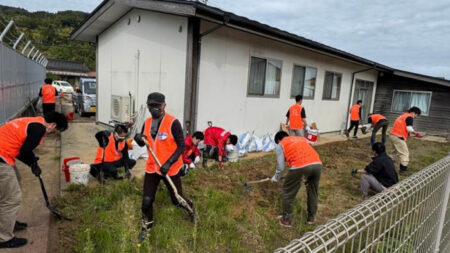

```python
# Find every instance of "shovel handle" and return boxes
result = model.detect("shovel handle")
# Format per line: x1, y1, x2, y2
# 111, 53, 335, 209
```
246, 177, 270, 184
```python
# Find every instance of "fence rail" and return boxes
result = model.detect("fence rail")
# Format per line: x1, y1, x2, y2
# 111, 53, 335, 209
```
0, 20, 46, 123
275, 155, 450, 253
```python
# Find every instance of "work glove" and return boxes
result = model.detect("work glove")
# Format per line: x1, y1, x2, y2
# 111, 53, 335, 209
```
219, 161, 224, 169
194, 156, 200, 164
160, 162, 171, 176
31, 162, 42, 177
305, 125, 311, 131
415, 132, 424, 138
189, 163, 195, 169
351, 169, 358, 177
134, 133, 147, 147
271, 173, 280, 183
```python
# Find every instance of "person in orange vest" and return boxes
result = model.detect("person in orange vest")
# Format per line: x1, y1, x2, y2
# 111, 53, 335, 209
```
133, 92, 194, 242
285, 95, 307, 136
364, 113, 389, 145
38, 78, 59, 116
89, 124, 136, 181
271, 131, 322, 227
389, 107, 423, 175
0, 112, 67, 249
202, 126, 238, 169
345, 100, 362, 138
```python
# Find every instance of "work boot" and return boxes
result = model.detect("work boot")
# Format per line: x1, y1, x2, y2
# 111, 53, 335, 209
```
202, 154, 208, 168
137, 219, 153, 243
277, 215, 292, 228
352, 136, 358, 139
344, 130, 349, 138
0, 237, 28, 248
307, 216, 315, 225
14, 221, 28, 231
399, 165, 410, 176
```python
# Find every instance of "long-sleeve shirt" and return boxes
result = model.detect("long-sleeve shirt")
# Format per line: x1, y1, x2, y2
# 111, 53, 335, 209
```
16, 123, 46, 166
141, 114, 185, 167
273, 144, 294, 180
364, 152, 398, 187
182, 135, 201, 164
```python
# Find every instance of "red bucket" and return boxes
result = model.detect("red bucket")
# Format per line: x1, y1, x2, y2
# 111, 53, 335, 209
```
66, 112, 74, 121
62, 157, 82, 182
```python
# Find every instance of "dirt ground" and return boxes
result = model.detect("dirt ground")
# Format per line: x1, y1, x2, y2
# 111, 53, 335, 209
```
2, 133, 61, 253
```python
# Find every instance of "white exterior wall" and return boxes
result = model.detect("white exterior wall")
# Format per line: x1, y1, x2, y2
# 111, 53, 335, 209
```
197, 22, 378, 135
97, 9, 188, 124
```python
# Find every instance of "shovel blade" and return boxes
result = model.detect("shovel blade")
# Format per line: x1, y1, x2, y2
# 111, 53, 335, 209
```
243, 182, 253, 192
47, 205, 72, 221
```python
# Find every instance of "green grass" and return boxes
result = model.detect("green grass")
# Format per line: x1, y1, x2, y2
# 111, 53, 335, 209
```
55, 138, 450, 252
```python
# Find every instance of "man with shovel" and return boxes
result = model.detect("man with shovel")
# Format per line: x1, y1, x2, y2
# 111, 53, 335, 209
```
134, 92, 194, 243
0, 111, 67, 248
271, 131, 322, 227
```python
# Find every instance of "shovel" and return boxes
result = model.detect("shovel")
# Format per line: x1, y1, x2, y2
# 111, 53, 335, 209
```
243, 177, 271, 192
37, 175, 71, 221
141, 138, 195, 220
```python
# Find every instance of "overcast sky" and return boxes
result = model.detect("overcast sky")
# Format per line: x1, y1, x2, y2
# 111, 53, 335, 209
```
1, 0, 449, 79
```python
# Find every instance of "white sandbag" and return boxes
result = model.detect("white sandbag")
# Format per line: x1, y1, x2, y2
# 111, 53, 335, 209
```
237, 131, 253, 151
262, 134, 276, 152
129, 140, 149, 160
226, 144, 239, 162
254, 135, 263, 152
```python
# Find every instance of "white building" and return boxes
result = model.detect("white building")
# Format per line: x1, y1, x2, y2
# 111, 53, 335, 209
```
72, 0, 391, 135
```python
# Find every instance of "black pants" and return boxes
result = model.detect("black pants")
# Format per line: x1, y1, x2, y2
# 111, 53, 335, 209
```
371, 120, 389, 145
42, 103, 55, 116
347, 120, 359, 136
142, 172, 192, 222
90, 158, 136, 178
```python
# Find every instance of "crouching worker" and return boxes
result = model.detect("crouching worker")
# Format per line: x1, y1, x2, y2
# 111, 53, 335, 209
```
271, 131, 322, 227
90, 124, 136, 180
364, 113, 389, 146
134, 92, 194, 243
202, 126, 238, 169
351, 142, 398, 197
182, 131, 204, 173
0, 112, 67, 248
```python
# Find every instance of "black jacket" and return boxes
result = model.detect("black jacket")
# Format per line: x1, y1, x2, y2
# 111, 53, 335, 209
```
364, 152, 399, 187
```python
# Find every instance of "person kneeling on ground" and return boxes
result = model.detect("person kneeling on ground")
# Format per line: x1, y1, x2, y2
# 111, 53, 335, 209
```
202, 126, 238, 169
271, 131, 322, 227
90, 124, 136, 180
351, 142, 398, 198
0, 112, 68, 248
182, 131, 204, 173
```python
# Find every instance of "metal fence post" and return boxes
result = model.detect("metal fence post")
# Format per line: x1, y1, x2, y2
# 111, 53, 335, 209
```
12, 33, 24, 49
0, 20, 14, 43
434, 170, 450, 252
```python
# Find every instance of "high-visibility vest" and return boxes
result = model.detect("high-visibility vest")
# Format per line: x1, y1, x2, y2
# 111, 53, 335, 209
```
143, 114, 183, 176
369, 114, 386, 125
0, 117, 45, 166
289, 104, 304, 129
279, 136, 322, 169
390, 113, 412, 140
93, 133, 126, 163
350, 104, 361, 121
42, 84, 56, 104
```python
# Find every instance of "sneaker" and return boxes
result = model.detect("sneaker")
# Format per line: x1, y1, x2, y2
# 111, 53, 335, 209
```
307, 216, 315, 225
277, 215, 292, 228
352, 136, 358, 139
14, 221, 28, 231
0, 237, 28, 248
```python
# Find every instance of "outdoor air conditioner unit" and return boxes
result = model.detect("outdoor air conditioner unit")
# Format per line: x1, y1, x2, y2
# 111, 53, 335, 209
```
111, 95, 130, 122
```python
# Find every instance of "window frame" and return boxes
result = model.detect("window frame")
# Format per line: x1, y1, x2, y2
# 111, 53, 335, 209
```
246, 56, 283, 98
322, 71, 342, 101
391, 89, 432, 116
290, 64, 318, 100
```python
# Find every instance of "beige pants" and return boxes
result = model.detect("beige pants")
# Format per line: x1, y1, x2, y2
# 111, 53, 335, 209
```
390, 135, 410, 166
0, 163, 22, 242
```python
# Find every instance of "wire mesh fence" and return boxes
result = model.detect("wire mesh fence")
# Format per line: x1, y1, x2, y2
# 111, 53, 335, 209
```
275, 155, 450, 253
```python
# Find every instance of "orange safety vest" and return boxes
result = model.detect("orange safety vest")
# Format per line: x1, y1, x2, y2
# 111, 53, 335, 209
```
0, 117, 46, 166
279, 136, 322, 169
143, 114, 183, 176
390, 113, 412, 141
42, 84, 56, 104
93, 133, 126, 163
350, 104, 361, 121
289, 104, 304, 130
369, 114, 386, 125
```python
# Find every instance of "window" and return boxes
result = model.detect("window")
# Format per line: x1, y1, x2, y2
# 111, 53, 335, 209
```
322, 71, 342, 100
291, 65, 317, 99
392, 90, 431, 115
248, 56, 282, 97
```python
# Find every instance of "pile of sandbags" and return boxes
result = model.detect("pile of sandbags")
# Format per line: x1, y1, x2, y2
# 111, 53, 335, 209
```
237, 131, 277, 156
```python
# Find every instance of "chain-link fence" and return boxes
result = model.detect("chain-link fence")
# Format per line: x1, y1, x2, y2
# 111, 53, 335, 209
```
0, 19, 46, 123
275, 155, 450, 253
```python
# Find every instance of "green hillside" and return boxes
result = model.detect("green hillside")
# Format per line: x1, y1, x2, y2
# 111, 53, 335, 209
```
0, 5, 95, 70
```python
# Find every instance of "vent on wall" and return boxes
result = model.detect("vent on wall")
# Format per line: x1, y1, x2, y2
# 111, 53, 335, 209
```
111, 95, 130, 122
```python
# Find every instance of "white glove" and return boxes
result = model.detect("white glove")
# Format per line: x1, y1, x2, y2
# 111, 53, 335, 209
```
189, 163, 195, 169
194, 156, 200, 164
271, 174, 279, 183
305, 125, 311, 131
